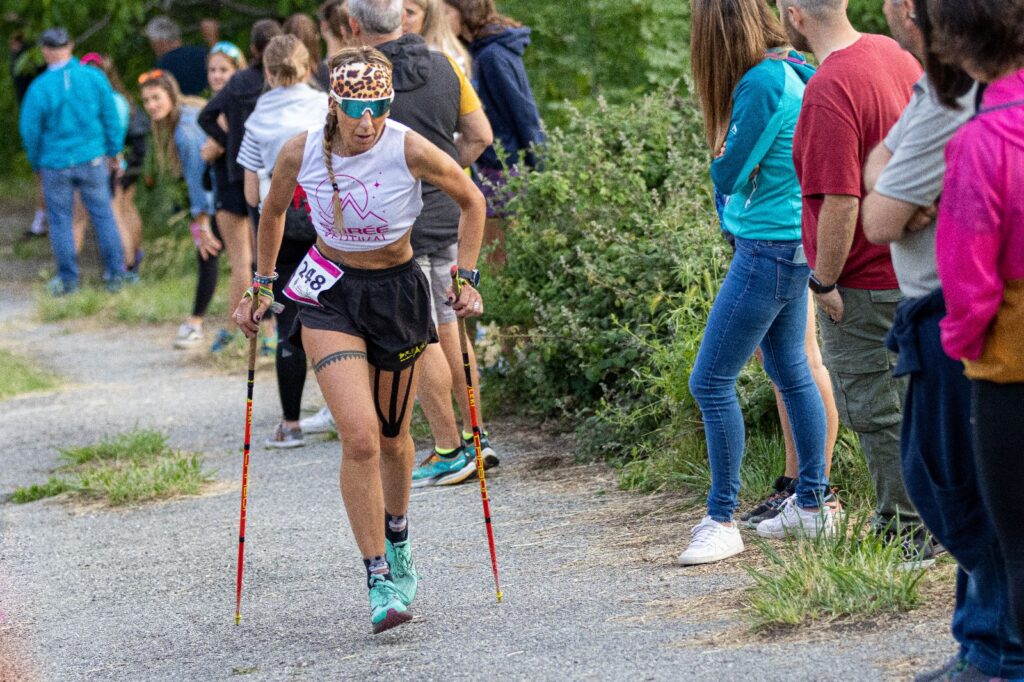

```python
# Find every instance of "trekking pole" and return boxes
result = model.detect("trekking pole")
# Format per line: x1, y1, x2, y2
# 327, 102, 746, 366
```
235, 334, 258, 624
451, 266, 503, 603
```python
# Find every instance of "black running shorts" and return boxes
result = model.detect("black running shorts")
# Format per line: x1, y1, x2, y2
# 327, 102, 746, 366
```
291, 259, 438, 371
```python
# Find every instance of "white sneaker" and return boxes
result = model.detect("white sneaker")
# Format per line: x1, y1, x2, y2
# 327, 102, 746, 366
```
299, 405, 335, 434
173, 323, 203, 349
755, 494, 837, 540
677, 516, 745, 566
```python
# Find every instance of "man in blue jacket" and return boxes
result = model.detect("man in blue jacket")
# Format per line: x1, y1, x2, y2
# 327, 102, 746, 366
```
19, 27, 127, 295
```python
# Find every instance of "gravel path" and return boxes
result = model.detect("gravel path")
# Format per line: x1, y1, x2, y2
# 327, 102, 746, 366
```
0, 258, 956, 680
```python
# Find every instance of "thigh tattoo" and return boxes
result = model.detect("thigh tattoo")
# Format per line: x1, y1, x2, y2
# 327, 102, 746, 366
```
314, 350, 367, 373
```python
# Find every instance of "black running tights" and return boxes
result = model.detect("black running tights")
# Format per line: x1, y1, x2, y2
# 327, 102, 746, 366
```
191, 215, 220, 317
273, 257, 308, 422
972, 379, 1024, 637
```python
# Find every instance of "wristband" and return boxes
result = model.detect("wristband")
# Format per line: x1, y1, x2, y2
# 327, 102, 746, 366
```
252, 272, 278, 285
189, 221, 204, 247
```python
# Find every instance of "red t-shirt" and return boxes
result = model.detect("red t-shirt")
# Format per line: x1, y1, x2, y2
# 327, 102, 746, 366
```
793, 33, 921, 289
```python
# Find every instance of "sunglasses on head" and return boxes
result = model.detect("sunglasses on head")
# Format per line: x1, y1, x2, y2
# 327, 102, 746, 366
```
137, 69, 165, 85
331, 93, 394, 119
209, 41, 242, 61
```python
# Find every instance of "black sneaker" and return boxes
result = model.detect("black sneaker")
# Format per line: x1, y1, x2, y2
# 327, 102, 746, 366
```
879, 527, 945, 570
741, 476, 796, 528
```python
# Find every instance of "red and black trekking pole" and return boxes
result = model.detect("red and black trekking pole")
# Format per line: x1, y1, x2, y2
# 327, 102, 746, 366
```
235, 334, 258, 624
451, 266, 503, 603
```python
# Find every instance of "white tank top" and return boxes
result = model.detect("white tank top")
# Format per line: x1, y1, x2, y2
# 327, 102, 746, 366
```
296, 119, 423, 252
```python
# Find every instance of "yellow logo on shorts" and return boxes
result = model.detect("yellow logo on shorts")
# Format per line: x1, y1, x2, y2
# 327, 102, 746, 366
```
398, 342, 428, 364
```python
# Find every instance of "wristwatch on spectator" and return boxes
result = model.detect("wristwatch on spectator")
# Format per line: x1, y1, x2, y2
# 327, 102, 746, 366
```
808, 272, 836, 294
457, 267, 481, 288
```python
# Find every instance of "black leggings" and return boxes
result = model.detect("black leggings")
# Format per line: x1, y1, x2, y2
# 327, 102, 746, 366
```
192, 216, 221, 317
273, 239, 313, 422
972, 379, 1024, 637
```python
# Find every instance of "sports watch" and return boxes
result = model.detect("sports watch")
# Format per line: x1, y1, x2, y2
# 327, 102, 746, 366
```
457, 267, 481, 288
808, 272, 836, 295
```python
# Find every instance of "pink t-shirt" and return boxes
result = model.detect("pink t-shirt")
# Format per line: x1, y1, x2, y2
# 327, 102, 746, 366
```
937, 68, 1024, 370
793, 34, 921, 289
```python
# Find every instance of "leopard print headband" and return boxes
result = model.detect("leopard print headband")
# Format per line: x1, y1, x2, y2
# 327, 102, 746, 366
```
330, 61, 393, 101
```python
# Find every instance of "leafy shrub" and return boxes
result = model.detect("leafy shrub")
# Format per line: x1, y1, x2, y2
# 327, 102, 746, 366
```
483, 85, 776, 476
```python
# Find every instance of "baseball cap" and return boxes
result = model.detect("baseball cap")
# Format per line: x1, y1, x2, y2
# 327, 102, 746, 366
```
39, 28, 71, 48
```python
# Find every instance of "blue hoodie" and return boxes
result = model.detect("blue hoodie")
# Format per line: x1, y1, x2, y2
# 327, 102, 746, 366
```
18, 58, 126, 171
711, 52, 815, 241
468, 27, 545, 170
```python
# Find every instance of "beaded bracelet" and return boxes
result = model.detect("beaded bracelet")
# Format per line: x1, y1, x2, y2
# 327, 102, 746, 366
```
252, 272, 278, 285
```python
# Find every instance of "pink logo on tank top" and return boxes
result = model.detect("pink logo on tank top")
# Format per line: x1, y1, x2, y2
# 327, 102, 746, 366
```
312, 175, 389, 243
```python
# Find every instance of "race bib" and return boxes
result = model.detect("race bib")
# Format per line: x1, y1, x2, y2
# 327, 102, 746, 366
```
284, 245, 343, 307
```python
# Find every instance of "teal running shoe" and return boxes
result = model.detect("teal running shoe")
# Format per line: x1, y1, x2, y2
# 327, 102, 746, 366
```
411, 447, 475, 488
463, 431, 500, 470
210, 328, 235, 353
385, 538, 419, 605
368, 573, 412, 634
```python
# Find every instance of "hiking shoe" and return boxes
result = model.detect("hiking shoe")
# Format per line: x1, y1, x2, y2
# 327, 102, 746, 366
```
368, 573, 412, 634
47, 277, 79, 297
265, 423, 305, 449
464, 431, 500, 470
677, 516, 745, 566
914, 656, 962, 682
741, 476, 796, 528
411, 447, 476, 488
174, 323, 203, 349
385, 538, 419, 606
883, 528, 944, 571
123, 270, 141, 285
931, 658, 1009, 681
299, 405, 336, 434
756, 494, 837, 540
210, 328, 235, 353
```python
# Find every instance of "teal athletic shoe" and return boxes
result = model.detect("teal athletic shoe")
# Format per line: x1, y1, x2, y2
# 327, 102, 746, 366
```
411, 447, 476, 488
463, 431, 500, 470
368, 573, 412, 634
385, 538, 419, 605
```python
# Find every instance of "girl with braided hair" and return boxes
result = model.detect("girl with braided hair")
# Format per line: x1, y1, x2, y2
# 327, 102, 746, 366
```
233, 46, 485, 634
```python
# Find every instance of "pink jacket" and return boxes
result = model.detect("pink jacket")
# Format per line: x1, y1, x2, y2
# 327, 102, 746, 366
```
937, 68, 1024, 382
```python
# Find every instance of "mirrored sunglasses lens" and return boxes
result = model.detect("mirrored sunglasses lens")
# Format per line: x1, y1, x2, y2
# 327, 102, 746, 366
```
339, 98, 391, 119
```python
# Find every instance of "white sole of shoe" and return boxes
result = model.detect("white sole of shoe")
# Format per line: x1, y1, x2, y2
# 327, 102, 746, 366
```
757, 523, 835, 540
265, 440, 305, 449
411, 476, 437, 489
435, 461, 477, 486
677, 543, 745, 566
298, 425, 334, 435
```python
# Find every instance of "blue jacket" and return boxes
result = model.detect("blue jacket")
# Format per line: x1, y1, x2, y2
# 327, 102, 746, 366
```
468, 27, 545, 170
175, 105, 213, 218
711, 53, 814, 241
18, 58, 126, 171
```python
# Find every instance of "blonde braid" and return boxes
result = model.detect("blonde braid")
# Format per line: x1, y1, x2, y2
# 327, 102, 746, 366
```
321, 108, 345, 231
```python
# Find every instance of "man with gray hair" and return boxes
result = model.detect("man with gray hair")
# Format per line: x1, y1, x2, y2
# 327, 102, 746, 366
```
758, 0, 923, 547
145, 15, 208, 95
346, 0, 498, 495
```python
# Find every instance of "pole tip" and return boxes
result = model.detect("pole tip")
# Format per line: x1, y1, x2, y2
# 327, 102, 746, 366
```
496, 591, 504, 603
235, 613, 241, 625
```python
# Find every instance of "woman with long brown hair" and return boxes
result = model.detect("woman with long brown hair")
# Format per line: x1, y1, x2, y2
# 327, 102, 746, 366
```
678, 0, 831, 565
233, 46, 485, 633
402, 0, 472, 76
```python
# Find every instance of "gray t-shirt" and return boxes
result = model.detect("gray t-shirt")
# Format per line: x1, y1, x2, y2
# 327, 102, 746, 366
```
874, 76, 976, 298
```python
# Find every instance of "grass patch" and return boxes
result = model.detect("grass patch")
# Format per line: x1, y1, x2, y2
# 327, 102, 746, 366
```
36, 233, 229, 325
0, 349, 59, 399
11, 429, 214, 507
745, 513, 929, 629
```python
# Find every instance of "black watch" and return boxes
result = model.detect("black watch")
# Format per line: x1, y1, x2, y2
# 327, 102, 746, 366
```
808, 272, 836, 295
457, 267, 481, 288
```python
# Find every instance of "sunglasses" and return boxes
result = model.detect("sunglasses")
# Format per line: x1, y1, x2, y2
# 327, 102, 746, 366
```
331, 93, 393, 119
137, 69, 165, 85
209, 41, 242, 61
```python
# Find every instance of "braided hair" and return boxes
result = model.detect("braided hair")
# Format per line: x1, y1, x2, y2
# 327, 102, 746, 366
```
322, 46, 393, 230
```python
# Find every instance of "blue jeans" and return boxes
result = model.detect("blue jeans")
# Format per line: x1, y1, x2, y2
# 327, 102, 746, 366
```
889, 294, 1024, 678
689, 237, 828, 521
41, 158, 125, 288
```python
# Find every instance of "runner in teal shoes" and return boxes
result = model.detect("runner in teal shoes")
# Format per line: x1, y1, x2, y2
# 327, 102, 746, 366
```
368, 573, 412, 633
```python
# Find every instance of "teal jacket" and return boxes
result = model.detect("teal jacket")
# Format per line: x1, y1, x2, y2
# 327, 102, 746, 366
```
711, 52, 814, 241
18, 58, 126, 171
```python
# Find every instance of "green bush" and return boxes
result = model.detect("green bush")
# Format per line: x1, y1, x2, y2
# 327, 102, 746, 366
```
484, 85, 776, 479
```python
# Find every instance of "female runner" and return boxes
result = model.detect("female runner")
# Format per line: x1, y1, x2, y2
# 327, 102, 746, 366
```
234, 46, 485, 634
